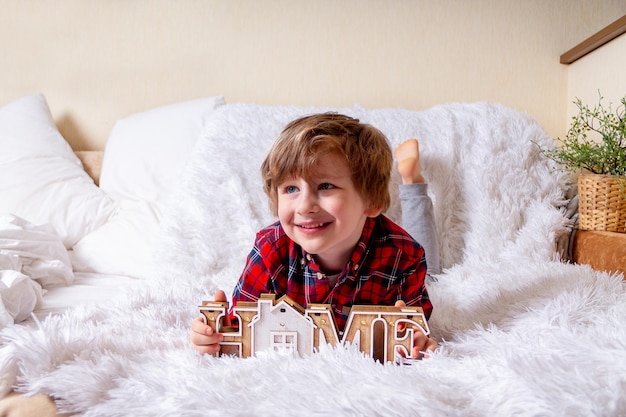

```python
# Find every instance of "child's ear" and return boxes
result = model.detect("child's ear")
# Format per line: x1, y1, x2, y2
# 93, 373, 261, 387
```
365, 205, 382, 217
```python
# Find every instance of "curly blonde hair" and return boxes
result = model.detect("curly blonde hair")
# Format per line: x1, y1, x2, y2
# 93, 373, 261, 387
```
261, 113, 392, 216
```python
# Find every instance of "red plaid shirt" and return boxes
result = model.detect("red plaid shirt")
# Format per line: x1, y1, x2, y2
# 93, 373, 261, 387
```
232, 215, 432, 331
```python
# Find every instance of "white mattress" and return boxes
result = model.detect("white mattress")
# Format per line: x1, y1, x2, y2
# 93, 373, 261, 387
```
29, 272, 142, 323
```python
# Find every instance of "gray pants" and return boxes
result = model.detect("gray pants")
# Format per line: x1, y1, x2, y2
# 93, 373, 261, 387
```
399, 183, 441, 276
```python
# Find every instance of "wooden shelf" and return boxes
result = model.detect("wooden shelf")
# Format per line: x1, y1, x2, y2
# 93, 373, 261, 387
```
560, 14, 626, 64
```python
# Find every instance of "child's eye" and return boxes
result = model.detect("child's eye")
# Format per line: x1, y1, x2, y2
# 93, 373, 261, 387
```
284, 185, 299, 194
318, 183, 335, 190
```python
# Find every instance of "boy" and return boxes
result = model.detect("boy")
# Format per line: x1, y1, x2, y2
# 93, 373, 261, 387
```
190, 113, 437, 358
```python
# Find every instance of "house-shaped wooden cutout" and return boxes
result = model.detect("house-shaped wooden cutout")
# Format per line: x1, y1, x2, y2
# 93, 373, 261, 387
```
200, 293, 429, 363
247, 294, 317, 356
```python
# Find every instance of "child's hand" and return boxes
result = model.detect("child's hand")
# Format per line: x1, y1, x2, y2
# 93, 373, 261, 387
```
189, 289, 229, 355
394, 299, 437, 359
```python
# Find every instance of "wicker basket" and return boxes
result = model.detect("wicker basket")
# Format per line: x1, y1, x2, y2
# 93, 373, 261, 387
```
578, 173, 626, 233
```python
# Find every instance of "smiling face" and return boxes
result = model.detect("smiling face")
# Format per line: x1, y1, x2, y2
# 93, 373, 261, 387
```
262, 113, 393, 271
276, 153, 380, 273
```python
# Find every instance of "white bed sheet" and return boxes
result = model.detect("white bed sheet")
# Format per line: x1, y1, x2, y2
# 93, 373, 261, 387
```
29, 272, 143, 323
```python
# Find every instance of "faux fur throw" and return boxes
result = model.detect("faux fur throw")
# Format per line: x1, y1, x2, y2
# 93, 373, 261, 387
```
1, 103, 625, 417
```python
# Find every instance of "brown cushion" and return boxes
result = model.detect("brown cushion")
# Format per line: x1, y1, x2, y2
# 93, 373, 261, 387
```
573, 230, 626, 276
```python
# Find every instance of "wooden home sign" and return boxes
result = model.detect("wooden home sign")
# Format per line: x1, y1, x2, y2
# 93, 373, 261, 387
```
200, 293, 429, 363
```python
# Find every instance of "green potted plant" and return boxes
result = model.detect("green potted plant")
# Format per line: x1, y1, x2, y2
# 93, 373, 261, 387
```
541, 93, 626, 233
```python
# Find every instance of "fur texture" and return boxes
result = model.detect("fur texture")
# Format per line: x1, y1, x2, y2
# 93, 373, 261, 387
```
1, 103, 625, 417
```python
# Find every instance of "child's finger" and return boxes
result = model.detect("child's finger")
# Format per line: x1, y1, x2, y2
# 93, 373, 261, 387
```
190, 316, 209, 334
212, 289, 231, 326
394, 300, 407, 332
214, 289, 227, 302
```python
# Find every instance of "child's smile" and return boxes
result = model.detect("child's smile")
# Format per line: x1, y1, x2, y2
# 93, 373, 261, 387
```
296, 221, 331, 232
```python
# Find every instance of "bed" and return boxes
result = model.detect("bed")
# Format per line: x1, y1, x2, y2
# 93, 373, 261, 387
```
0, 92, 624, 416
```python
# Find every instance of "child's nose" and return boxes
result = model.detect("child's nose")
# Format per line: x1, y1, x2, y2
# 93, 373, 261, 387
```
297, 190, 319, 214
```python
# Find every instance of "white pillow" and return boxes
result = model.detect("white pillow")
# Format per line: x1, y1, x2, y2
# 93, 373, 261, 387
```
71, 96, 225, 278
70, 200, 159, 279
99, 96, 225, 204
0, 94, 115, 248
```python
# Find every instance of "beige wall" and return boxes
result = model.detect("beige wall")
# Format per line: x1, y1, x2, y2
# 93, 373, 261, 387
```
566, 32, 626, 133
1, 0, 625, 150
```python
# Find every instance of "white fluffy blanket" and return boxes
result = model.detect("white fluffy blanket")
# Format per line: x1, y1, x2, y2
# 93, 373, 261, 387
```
1, 103, 626, 417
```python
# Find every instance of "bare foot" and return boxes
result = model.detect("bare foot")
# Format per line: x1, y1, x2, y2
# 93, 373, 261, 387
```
394, 139, 425, 184
0, 392, 70, 417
